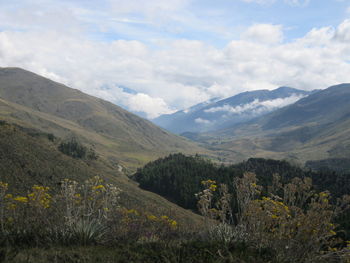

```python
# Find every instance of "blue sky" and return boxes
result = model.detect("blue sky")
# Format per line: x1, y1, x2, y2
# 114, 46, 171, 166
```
70, 0, 350, 45
0, 0, 350, 118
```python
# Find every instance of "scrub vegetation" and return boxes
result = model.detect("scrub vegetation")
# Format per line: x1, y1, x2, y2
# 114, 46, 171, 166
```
1, 155, 350, 262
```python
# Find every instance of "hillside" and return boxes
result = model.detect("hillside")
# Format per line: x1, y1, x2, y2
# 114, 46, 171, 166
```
0, 67, 205, 170
152, 87, 311, 134
0, 120, 204, 227
0, 67, 209, 227
197, 84, 350, 164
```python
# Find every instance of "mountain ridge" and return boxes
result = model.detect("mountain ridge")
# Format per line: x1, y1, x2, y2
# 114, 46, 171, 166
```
152, 86, 312, 134
196, 84, 350, 164
0, 67, 207, 226
0, 67, 206, 169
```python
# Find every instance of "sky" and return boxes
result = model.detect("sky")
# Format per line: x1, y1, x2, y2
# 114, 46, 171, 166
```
0, 0, 350, 118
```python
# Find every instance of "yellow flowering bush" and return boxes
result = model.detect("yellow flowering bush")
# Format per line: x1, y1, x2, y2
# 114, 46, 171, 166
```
197, 173, 350, 263
201, 180, 217, 192
196, 180, 232, 224
0, 184, 54, 243
0, 177, 123, 245
0, 177, 183, 246
28, 185, 51, 209
13, 196, 29, 203
116, 207, 178, 242
58, 175, 122, 239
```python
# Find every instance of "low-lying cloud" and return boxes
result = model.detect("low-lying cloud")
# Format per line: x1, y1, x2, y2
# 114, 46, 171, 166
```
205, 94, 305, 115
194, 118, 211, 124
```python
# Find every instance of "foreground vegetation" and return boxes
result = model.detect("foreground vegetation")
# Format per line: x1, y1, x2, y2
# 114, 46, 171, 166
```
1, 168, 350, 262
0, 122, 204, 229
197, 173, 350, 262
1, 121, 349, 262
0, 175, 271, 263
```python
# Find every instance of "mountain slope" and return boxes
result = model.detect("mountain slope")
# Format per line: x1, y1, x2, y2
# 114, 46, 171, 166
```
0, 121, 203, 226
260, 84, 350, 130
0, 67, 205, 169
0, 67, 207, 225
152, 87, 311, 134
152, 97, 220, 134
201, 84, 350, 163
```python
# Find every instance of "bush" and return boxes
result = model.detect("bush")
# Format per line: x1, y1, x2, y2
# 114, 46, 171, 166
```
58, 138, 98, 160
58, 137, 87, 159
47, 133, 55, 142
0, 177, 181, 249
196, 173, 350, 262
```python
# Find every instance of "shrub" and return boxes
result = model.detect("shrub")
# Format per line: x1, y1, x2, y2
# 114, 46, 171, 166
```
70, 219, 108, 245
0, 177, 180, 248
47, 133, 55, 142
205, 223, 235, 245
196, 173, 350, 262
113, 208, 179, 243
58, 137, 87, 159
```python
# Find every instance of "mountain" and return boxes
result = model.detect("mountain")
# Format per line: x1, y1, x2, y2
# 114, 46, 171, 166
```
152, 87, 311, 134
199, 84, 350, 164
0, 67, 207, 225
0, 67, 205, 170
0, 121, 203, 226
152, 97, 220, 133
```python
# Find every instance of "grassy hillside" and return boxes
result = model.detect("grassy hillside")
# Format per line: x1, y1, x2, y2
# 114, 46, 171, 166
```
0, 67, 208, 227
0, 67, 206, 170
0, 121, 99, 192
0, 121, 203, 227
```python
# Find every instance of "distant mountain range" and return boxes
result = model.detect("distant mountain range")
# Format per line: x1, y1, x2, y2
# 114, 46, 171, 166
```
152, 87, 313, 134
1, 66, 349, 168
192, 84, 350, 164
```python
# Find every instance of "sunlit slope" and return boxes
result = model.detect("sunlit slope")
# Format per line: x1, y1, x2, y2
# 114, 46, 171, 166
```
0, 122, 203, 226
0, 67, 205, 169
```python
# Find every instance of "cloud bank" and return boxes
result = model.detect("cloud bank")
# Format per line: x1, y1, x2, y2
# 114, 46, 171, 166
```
205, 94, 306, 115
0, 1, 350, 118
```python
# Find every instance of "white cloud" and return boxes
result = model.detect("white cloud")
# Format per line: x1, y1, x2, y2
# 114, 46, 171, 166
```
194, 118, 211, 124
241, 0, 310, 6
334, 19, 350, 42
284, 0, 310, 7
241, 0, 276, 4
205, 102, 259, 114
108, 0, 189, 16
205, 94, 306, 115
127, 93, 174, 118
1, 22, 350, 118
242, 24, 284, 44
96, 86, 175, 119
259, 94, 306, 109
1, 2, 350, 118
